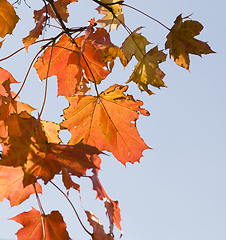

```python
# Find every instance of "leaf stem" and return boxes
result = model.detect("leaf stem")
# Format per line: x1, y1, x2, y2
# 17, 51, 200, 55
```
39, 40, 55, 117
13, 48, 44, 99
122, 3, 170, 31
33, 183, 46, 240
50, 180, 92, 236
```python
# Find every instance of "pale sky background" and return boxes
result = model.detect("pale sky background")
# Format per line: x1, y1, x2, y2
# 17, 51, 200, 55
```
0, 0, 225, 239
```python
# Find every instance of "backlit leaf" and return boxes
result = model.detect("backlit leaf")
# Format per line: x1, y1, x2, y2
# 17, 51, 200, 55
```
61, 84, 150, 165
96, 0, 124, 31
11, 208, 70, 240
89, 155, 122, 231
34, 33, 110, 96
0, 0, 19, 38
0, 112, 101, 186
0, 166, 42, 206
165, 14, 215, 70
122, 27, 151, 62
22, 15, 47, 52
128, 46, 167, 95
34, 0, 77, 23
86, 211, 114, 240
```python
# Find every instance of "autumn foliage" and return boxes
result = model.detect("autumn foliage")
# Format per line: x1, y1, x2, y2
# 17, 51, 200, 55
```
0, 0, 214, 239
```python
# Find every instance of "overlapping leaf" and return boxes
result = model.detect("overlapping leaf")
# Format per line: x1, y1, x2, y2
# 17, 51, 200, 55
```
11, 208, 70, 240
165, 14, 215, 70
0, 0, 19, 39
34, 0, 77, 23
128, 46, 167, 95
0, 166, 42, 206
86, 211, 114, 240
61, 84, 150, 165
96, 0, 124, 31
0, 68, 35, 139
88, 28, 127, 69
0, 112, 101, 187
89, 156, 122, 232
122, 27, 151, 62
34, 33, 110, 96
23, 15, 47, 51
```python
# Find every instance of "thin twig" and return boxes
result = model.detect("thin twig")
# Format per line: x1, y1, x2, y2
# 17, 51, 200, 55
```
39, 40, 55, 117
33, 183, 46, 240
123, 3, 170, 31
50, 180, 92, 236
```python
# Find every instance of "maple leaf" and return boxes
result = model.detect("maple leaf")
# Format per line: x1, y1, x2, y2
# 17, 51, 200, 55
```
34, 33, 110, 96
89, 155, 122, 232
86, 210, 114, 240
127, 46, 167, 95
0, 166, 42, 206
61, 84, 150, 165
34, 0, 77, 23
62, 168, 80, 191
0, 112, 101, 186
122, 27, 151, 62
165, 14, 215, 70
41, 120, 61, 144
87, 28, 127, 70
0, 67, 19, 96
96, 0, 124, 31
102, 45, 128, 70
0, 0, 19, 39
11, 208, 70, 240
22, 15, 47, 52
0, 69, 35, 139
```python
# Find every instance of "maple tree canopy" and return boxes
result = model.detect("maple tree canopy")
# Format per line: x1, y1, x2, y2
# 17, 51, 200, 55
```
0, 0, 214, 239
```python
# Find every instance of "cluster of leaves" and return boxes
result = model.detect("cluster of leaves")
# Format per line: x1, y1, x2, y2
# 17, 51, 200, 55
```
0, 0, 214, 239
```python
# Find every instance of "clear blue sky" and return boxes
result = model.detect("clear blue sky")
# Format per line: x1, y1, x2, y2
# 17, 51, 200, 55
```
0, 0, 225, 239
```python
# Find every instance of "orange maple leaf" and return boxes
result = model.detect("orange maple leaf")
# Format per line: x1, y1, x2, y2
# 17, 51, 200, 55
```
0, 69, 35, 139
11, 208, 70, 240
165, 14, 215, 70
96, 0, 124, 31
0, 112, 101, 186
0, 0, 19, 39
89, 155, 122, 231
127, 46, 167, 95
86, 211, 114, 240
22, 15, 47, 52
0, 166, 42, 206
61, 84, 150, 165
34, 0, 77, 23
34, 33, 110, 96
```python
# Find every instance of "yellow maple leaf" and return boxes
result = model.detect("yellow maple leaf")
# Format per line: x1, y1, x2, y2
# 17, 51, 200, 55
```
0, 0, 19, 39
96, 0, 124, 31
127, 46, 167, 95
165, 14, 215, 70
122, 27, 151, 62
102, 45, 128, 69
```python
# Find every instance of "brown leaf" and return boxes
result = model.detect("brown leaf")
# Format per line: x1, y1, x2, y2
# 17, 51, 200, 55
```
165, 14, 215, 70
22, 15, 47, 52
